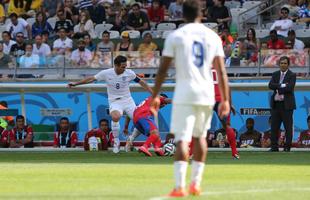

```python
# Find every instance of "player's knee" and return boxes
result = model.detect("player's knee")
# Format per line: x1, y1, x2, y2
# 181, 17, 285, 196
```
111, 112, 121, 122
150, 129, 159, 135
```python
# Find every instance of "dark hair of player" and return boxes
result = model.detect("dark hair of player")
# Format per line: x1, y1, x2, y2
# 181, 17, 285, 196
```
16, 115, 25, 121
160, 93, 168, 98
114, 55, 127, 65
60, 117, 69, 123
183, 0, 201, 22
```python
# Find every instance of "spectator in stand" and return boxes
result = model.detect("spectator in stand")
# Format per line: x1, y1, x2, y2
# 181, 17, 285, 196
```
267, 30, 286, 49
53, 117, 78, 148
73, 10, 96, 39
207, 0, 231, 32
96, 31, 115, 53
53, 28, 73, 55
147, 0, 164, 24
226, 29, 243, 66
42, 0, 62, 18
138, 33, 157, 52
116, 31, 134, 51
84, 119, 113, 151
109, 0, 123, 19
32, 34, 52, 66
0, 3, 5, 24
239, 118, 262, 147
168, 0, 183, 20
7, 0, 30, 16
262, 116, 285, 148
0, 119, 9, 147
0, 43, 12, 69
6, 13, 32, 40
298, 115, 310, 148
270, 7, 293, 37
70, 39, 92, 67
0, 101, 14, 126
41, 31, 50, 44
10, 32, 26, 58
61, 0, 79, 25
79, 0, 93, 10
282, 0, 300, 21
9, 115, 34, 148
84, 33, 96, 52
54, 9, 73, 35
211, 128, 237, 148
297, 0, 310, 25
287, 29, 305, 50
2, 31, 16, 55
19, 44, 40, 68
242, 28, 260, 66
126, 3, 150, 32
161, 0, 173, 10
87, 0, 106, 25
32, 12, 54, 39
114, 6, 129, 32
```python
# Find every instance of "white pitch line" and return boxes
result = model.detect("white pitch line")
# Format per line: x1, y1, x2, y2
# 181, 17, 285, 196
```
149, 187, 310, 200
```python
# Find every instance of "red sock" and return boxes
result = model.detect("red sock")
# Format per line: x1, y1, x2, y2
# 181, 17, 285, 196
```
226, 127, 238, 156
143, 134, 158, 149
153, 134, 163, 148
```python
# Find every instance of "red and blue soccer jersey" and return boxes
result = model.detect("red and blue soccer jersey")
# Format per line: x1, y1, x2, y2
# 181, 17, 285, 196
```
133, 96, 166, 136
0, 129, 9, 147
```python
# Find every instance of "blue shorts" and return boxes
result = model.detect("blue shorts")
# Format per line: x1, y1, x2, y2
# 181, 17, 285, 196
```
134, 116, 158, 137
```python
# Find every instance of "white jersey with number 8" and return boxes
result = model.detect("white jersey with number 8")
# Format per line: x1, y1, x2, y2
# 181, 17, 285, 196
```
162, 23, 225, 106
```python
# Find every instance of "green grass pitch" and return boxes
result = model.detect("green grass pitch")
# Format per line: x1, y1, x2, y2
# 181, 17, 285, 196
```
0, 151, 309, 200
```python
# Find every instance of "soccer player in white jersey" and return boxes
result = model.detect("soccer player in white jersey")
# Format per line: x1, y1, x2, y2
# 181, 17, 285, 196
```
150, 0, 230, 197
68, 55, 153, 153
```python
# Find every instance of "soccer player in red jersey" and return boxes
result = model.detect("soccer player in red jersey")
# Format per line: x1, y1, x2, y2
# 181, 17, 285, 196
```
9, 115, 34, 148
53, 117, 78, 148
84, 119, 114, 150
126, 94, 171, 157
211, 68, 239, 159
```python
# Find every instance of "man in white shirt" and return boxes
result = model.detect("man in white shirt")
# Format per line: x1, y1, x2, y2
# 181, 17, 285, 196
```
287, 30, 305, 50
19, 44, 40, 68
2, 31, 16, 55
70, 39, 92, 66
150, 0, 230, 197
33, 35, 52, 66
68, 55, 153, 153
270, 7, 293, 37
53, 28, 73, 55
6, 13, 32, 39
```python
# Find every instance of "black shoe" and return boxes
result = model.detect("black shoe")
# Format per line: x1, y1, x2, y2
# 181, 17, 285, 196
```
268, 148, 279, 152
284, 147, 291, 152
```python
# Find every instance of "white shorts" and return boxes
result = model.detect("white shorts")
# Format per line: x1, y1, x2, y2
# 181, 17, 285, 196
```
109, 98, 136, 119
170, 104, 213, 143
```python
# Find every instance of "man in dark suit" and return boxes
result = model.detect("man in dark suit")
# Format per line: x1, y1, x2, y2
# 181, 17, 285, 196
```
268, 56, 296, 152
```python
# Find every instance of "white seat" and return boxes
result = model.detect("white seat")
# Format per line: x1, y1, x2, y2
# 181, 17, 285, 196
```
26, 18, 35, 26
230, 8, 247, 28
225, 1, 240, 9
142, 30, 162, 38
292, 23, 307, 30
125, 30, 140, 38
295, 29, 310, 38
162, 30, 173, 39
265, 22, 274, 29
107, 30, 120, 39
157, 22, 176, 31
256, 29, 270, 39
178, 23, 186, 28
203, 22, 218, 29
243, 1, 261, 24
95, 23, 114, 38
47, 17, 57, 29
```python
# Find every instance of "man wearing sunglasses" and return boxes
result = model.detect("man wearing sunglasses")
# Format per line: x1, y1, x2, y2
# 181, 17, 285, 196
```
270, 7, 293, 37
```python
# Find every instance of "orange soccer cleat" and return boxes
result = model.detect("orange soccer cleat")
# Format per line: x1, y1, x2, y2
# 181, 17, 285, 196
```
138, 146, 152, 157
189, 182, 201, 196
168, 187, 188, 197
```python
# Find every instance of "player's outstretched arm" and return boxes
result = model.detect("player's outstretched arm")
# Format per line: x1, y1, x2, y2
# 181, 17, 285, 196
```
138, 79, 153, 95
213, 56, 230, 119
68, 76, 97, 87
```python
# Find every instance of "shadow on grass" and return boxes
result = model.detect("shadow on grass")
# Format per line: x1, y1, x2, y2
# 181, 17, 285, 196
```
0, 152, 309, 166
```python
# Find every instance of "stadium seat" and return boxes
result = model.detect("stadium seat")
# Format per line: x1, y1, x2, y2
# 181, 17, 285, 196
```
142, 30, 162, 38
225, 1, 240, 9
0, 26, 6, 40
26, 17, 35, 26
107, 30, 120, 39
242, 1, 261, 24
292, 23, 307, 30
95, 23, 114, 38
295, 29, 310, 38
203, 22, 218, 29
256, 29, 270, 38
230, 8, 248, 29
178, 23, 186, 28
162, 30, 173, 39
157, 23, 177, 31
265, 22, 273, 29
126, 30, 140, 38
47, 17, 57, 29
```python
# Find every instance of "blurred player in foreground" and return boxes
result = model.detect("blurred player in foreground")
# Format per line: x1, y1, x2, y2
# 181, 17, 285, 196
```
124, 94, 171, 156
150, 0, 230, 197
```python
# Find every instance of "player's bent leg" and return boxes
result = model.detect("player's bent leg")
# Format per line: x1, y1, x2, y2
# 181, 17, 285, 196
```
110, 111, 121, 153
221, 118, 239, 159
125, 128, 141, 152
148, 129, 164, 156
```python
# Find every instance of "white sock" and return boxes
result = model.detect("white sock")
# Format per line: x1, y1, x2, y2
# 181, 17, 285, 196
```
174, 161, 188, 189
111, 121, 120, 147
130, 128, 141, 142
191, 161, 205, 187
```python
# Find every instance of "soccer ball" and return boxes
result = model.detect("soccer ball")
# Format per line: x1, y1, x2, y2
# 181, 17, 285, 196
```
163, 143, 176, 156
